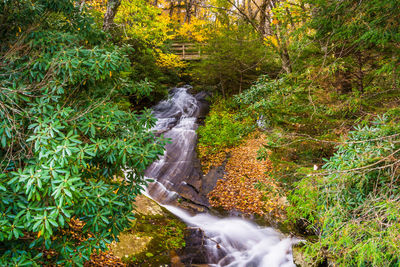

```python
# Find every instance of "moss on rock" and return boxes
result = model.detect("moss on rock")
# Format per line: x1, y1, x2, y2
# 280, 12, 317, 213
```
111, 195, 187, 266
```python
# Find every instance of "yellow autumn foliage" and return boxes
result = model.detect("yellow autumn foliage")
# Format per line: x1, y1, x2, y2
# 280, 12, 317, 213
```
115, 0, 173, 46
86, 0, 107, 12
175, 17, 209, 43
87, 0, 174, 46
264, 35, 279, 48
156, 52, 186, 69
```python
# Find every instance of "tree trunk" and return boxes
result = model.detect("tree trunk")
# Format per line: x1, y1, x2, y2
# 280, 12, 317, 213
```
258, 0, 268, 35
247, 0, 254, 20
185, 0, 194, 23
273, 25, 292, 74
103, 0, 122, 31
281, 46, 292, 74
193, 0, 199, 18
169, 0, 175, 17
277, 30, 292, 74
77, 0, 86, 11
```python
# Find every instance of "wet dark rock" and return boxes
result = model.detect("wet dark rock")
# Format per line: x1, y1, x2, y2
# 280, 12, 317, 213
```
185, 85, 197, 95
201, 155, 229, 196
185, 151, 203, 191
194, 91, 211, 120
180, 228, 208, 265
178, 183, 209, 207
179, 228, 226, 266
185, 173, 202, 193
176, 201, 207, 214
194, 91, 210, 100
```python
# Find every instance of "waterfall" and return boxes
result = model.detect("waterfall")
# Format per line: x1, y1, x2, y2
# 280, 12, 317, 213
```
144, 86, 298, 267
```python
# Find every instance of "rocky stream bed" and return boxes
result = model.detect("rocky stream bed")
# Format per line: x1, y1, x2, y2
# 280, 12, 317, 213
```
111, 86, 304, 267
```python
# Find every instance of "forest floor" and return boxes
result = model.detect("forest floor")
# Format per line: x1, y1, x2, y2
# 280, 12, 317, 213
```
207, 131, 286, 221
62, 218, 125, 266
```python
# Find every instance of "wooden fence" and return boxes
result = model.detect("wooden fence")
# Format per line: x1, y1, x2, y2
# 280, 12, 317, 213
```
170, 43, 205, 60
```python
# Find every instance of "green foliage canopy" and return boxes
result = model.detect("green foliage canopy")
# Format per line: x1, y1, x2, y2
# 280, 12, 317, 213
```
310, 0, 400, 50
193, 21, 280, 96
308, 0, 400, 93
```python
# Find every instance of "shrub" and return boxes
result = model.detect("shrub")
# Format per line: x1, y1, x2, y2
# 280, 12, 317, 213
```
0, 1, 165, 265
197, 100, 253, 155
288, 115, 400, 266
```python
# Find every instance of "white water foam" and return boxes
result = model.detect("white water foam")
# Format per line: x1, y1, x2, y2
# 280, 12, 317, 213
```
164, 205, 298, 267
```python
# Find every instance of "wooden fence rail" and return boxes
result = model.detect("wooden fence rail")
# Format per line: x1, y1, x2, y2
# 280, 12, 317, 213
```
170, 43, 205, 60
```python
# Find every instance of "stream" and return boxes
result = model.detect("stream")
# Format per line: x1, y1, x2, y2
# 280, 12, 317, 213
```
144, 86, 297, 267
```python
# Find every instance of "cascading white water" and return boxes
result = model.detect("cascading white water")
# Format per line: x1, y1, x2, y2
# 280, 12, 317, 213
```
144, 86, 298, 267
145, 87, 203, 204
165, 205, 297, 267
